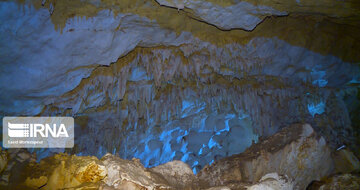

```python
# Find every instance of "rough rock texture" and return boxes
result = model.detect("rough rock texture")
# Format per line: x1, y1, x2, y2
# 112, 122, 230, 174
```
19, 153, 106, 190
2, 123, 360, 189
206, 187, 231, 190
247, 173, 294, 190
0, 149, 37, 188
0, 151, 198, 190
149, 160, 196, 188
101, 153, 171, 189
333, 149, 360, 174
0, 148, 7, 174
307, 173, 360, 190
197, 124, 334, 189
39, 41, 356, 171
0, 0, 360, 184
155, 0, 360, 31
156, 0, 287, 30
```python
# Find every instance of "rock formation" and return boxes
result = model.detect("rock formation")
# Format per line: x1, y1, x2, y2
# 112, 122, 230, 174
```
247, 173, 294, 190
1, 124, 358, 189
197, 124, 334, 189
307, 173, 360, 190
0, 0, 360, 189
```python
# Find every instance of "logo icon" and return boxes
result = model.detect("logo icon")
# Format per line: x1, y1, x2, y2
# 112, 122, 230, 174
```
3, 117, 74, 148
8, 123, 30, 137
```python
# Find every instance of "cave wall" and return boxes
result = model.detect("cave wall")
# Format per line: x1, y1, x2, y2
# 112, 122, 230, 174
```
1, 0, 360, 173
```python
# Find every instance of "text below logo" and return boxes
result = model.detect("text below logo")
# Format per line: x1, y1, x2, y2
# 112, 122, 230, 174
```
3, 117, 74, 148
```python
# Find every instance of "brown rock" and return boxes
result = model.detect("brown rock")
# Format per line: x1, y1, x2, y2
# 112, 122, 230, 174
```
101, 153, 171, 189
247, 173, 294, 190
315, 173, 360, 190
0, 148, 7, 174
43, 154, 106, 190
25, 176, 48, 189
333, 149, 360, 173
150, 160, 196, 189
197, 124, 334, 190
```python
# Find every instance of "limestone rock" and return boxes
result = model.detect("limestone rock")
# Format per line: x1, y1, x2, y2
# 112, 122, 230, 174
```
155, 0, 360, 31
2, 153, 107, 190
0, 1, 195, 115
155, 0, 286, 30
101, 153, 171, 189
313, 173, 360, 190
16, 152, 31, 163
150, 160, 196, 188
75, 161, 107, 183
197, 124, 334, 190
247, 173, 294, 190
1, 1, 359, 167
0, 0, 359, 189
43, 38, 357, 171
156, 0, 185, 11
206, 186, 231, 190
25, 176, 48, 189
44, 154, 106, 189
0, 148, 7, 174
0, 149, 36, 187
333, 149, 360, 173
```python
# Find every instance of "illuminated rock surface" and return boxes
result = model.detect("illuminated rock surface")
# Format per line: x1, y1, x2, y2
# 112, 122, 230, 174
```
1, 123, 358, 190
0, 0, 360, 189
197, 124, 334, 189
247, 173, 294, 190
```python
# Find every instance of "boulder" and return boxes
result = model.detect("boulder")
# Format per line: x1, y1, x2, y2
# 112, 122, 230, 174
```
150, 160, 196, 188
197, 124, 334, 190
333, 149, 360, 173
247, 173, 294, 190
101, 153, 171, 189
